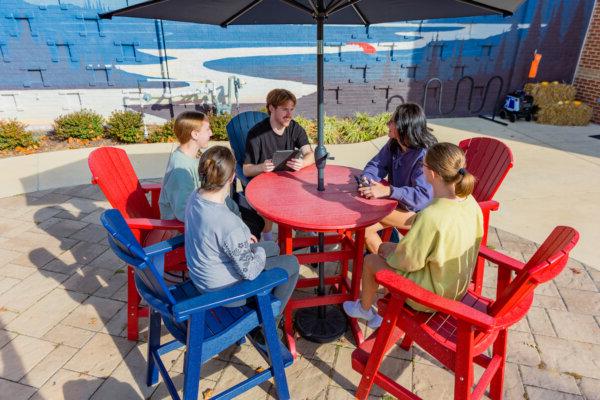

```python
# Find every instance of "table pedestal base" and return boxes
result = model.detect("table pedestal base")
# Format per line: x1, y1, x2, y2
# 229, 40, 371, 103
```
294, 305, 347, 343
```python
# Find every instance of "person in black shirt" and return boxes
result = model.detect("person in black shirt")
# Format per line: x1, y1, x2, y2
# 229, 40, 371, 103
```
243, 89, 315, 240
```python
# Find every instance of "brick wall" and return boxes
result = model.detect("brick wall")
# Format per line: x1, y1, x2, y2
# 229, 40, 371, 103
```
574, 1, 600, 123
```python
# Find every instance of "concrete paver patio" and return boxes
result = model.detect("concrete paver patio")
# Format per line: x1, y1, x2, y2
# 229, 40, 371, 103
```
0, 181, 599, 399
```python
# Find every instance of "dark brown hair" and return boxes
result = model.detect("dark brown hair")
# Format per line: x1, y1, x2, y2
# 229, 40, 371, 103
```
198, 145, 236, 191
424, 142, 475, 198
174, 111, 208, 144
389, 103, 437, 152
266, 89, 297, 115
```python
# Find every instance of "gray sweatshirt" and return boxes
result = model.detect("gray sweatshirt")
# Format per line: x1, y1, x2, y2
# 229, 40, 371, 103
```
184, 191, 266, 292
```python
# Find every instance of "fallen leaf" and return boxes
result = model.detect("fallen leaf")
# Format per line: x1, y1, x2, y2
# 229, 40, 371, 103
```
202, 388, 213, 399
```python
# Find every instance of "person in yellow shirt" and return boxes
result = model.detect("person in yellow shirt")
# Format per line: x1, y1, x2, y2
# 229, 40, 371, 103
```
343, 142, 483, 328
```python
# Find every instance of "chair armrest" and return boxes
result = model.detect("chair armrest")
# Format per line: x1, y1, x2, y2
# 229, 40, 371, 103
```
172, 268, 288, 322
141, 182, 162, 194
375, 269, 496, 331
478, 200, 499, 213
125, 217, 184, 232
143, 234, 185, 257
478, 245, 525, 273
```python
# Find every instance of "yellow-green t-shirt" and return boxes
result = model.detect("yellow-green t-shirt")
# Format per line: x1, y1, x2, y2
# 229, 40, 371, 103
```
386, 195, 483, 312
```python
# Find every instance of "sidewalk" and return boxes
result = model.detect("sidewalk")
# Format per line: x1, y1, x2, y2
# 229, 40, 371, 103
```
0, 183, 599, 399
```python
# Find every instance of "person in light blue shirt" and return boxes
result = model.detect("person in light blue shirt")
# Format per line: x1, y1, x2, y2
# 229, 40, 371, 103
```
359, 103, 437, 254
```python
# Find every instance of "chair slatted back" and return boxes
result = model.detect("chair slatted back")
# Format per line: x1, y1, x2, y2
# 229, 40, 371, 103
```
459, 137, 514, 202
89, 147, 157, 219
101, 209, 177, 310
489, 226, 579, 318
226, 111, 268, 165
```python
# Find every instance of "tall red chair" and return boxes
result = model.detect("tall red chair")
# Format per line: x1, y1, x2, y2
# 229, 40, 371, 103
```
352, 226, 578, 400
88, 147, 184, 340
381, 137, 513, 294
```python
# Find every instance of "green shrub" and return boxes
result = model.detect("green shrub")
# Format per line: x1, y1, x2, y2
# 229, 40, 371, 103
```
295, 115, 317, 142
209, 112, 232, 141
107, 110, 144, 143
0, 119, 37, 150
300, 112, 389, 144
148, 119, 176, 143
53, 109, 104, 140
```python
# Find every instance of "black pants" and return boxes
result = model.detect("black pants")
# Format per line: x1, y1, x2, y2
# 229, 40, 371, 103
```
233, 191, 265, 238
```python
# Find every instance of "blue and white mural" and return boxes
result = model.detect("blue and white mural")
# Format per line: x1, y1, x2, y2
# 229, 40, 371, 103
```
0, 0, 594, 122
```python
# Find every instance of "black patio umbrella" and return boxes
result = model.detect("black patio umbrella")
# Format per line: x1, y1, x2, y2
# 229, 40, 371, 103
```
100, 0, 524, 343
101, 0, 524, 192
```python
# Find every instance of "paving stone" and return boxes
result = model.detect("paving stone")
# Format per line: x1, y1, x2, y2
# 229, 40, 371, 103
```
0, 377, 37, 399
0, 329, 17, 349
0, 263, 36, 279
532, 293, 567, 310
90, 343, 157, 400
0, 334, 56, 381
525, 386, 583, 400
553, 260, 599, 292
57, 241, 108, 266
62, 296, 123, 332
21, 344, 78, 388
503, 362, 526, 400
547, 309, 600, 344
42, 259, 83, 276
61, 265, 116, 295
534, 280, 562, 297
295, 339, 338, 364
0, 270, 68, 312
212, 362, 272, 400
0, 276, 20, 295
171, 351, 226, 380
7, 288, 87, 338
87, 248, 126, 270
496, 230, 538, 254
55, 209, 91, 221
81, 209, 106, 226
326, 385, 379, 399
587, 267, 600, 288
30, 368, 104, 400
149, 373, 213, 400
520, 365, 581, 395
0, 248, 23, 268
559, 288, 600, 316
412, 361, 455, 399
64, 333, 136, 378
0, 217, 38, 238
70, 224, 107, 243
536, 334, 600, 379
99, 305, 128, 337
579, 377, 600, 400
30, 193, 73, 207
510, 315, 531, 333
526, 307, 556, 337
43, 324, 95, 348
0, 308, 19, 325
11, 248, 60, 269
506, 331, 541, 367
93, 269, 128, 299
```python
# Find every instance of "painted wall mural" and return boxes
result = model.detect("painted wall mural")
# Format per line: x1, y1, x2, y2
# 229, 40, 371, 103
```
0, 0, 595, 123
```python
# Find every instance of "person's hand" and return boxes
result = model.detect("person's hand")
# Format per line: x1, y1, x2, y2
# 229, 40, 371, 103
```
358, 179, 391, 199
249, 234, 258, 244
377, 242, 396, 259
262, 160, 275, 173
286, 157, 304, 171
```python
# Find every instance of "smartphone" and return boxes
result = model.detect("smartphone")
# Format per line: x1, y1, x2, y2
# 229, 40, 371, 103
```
354, 175, 370, 188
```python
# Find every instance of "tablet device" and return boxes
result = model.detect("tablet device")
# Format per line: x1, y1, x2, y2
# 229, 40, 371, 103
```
272, 149, 301, 171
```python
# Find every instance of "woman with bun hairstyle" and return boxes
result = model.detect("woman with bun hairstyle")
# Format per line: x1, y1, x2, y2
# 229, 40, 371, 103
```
184, 145, 300, 314
344, 142, 483, 328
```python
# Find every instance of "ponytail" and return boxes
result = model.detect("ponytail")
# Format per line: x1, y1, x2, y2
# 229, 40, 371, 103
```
424, 142, 476, 198
454, 167, 476, 198
198, 146, 236, 191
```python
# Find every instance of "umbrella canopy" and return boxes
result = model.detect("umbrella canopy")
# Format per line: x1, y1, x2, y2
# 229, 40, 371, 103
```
100, 0, 525, 191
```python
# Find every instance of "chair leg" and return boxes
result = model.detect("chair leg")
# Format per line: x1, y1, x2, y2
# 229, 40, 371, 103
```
183, 313, 205, 400
356, 298, 402, 400
490, 330, 508, 400
146, 309, 161, 386
127, 265, 141, 341
257, 293, 290, 400
399, 335, 413, 351
454, 322, 475, 400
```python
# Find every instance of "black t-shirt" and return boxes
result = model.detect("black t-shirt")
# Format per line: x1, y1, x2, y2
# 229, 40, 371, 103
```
244, 118, 310, 165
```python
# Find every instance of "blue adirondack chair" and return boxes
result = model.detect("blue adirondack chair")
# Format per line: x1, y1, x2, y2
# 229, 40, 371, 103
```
226, 111, 268, 188
101, 209, 293, 400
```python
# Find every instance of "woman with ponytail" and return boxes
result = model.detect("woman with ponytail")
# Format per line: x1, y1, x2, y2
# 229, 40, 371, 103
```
185, 146, 300, 325
344, 143, 483, 328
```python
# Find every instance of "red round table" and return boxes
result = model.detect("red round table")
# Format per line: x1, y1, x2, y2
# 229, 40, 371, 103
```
246, 165, 397, 357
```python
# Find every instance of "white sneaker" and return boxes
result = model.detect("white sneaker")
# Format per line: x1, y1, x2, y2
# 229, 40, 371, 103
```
342, 300, 382, 329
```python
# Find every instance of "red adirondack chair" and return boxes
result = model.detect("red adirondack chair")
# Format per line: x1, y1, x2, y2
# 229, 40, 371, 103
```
352, 226, 579, 400
88, 146, 185, 340
381, 137, 513, 294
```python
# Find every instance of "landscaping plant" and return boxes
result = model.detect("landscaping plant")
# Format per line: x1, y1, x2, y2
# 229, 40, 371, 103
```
53, 109, 104, 140
107, 110, 144, 143
0, 119, 37, 150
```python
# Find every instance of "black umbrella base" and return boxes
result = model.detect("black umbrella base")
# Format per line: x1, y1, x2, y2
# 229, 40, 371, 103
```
295, 305, 347, 343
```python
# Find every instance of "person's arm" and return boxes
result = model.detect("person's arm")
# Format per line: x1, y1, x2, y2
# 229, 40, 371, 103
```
243, 161, 274, 177
388, 159, 433, 212
362, 142, 391, 182
165, 168, 196, 221
286, 122, 314, 171
386, 212, 436, 273
222, 226, 266, 280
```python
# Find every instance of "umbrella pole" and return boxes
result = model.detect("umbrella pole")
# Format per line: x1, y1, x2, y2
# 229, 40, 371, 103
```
315, 13, 327, 192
